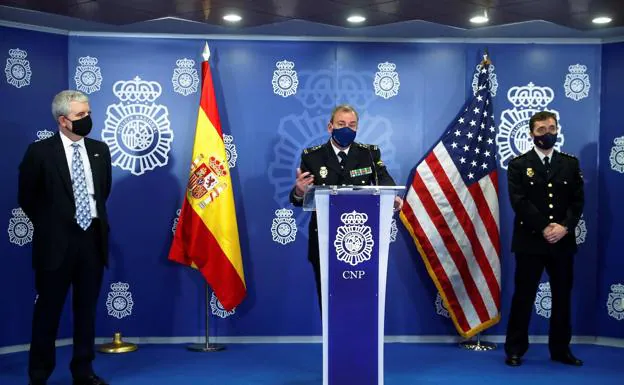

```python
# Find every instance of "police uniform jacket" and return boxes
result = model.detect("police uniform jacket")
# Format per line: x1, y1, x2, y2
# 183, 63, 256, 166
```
289, 140, 396, 264
508, 149, 584, 255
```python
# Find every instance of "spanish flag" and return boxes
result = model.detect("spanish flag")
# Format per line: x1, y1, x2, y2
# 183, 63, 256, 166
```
169, 43, 246, 311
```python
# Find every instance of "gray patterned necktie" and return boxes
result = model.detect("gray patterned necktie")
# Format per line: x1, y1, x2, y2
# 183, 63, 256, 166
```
71, 143, 92, 230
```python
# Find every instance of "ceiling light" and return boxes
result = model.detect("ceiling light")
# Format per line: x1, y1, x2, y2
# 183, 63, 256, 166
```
347, 15, 366, 23
470, 10, 489, 24
223, 14, 242, 22
592, 16, 612, 24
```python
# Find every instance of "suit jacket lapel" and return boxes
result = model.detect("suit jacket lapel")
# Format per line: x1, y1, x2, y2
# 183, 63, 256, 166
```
547, 151, 562, 181
52, 133, 74, 201
344, 143, 360, 175
85, 139, 102, 200
322, 141, 342, 176
527, 148, 548, 179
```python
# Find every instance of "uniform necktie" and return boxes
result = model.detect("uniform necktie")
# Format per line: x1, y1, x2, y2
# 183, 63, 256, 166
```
544, 156, 551, 173
338, 151, 347, 168
71, 143, 92, 230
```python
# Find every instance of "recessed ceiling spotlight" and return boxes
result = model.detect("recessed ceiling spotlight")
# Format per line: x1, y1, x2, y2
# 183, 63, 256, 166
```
223, 14, 242, 22
470, 10, 489, 24
592, 16, 612, 24
347, 15, 366, 23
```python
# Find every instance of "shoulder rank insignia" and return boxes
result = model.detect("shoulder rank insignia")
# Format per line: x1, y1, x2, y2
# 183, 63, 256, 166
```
355, 142, 378, 151
559, 151, 577, 159
303, 144, 323, 154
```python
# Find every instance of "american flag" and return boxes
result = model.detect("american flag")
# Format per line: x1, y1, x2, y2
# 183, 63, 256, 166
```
400, 61, 501, 338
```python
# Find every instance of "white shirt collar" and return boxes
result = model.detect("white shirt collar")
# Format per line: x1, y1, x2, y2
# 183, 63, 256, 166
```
534, 147, 553, 164
59, 130, 85, 149
330, 139, 350, 157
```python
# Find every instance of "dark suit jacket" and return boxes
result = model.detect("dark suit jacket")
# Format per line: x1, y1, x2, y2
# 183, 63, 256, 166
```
289, 140, 396, 264
508, 149, 584, 255
18, 133, 112, 270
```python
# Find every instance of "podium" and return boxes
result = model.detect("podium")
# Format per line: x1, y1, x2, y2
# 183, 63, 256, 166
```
304, 185, 405, 385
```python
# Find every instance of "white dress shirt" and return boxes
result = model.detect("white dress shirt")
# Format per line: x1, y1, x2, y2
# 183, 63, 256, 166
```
59, 132, 98, 218
330, 140, 350, 161
534, 147, 552, 166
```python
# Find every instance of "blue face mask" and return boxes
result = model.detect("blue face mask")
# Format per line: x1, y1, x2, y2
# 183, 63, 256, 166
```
331, 126, 357, 147
534, 132, 557, 150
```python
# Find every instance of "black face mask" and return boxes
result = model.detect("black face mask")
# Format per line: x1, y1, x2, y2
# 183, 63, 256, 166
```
66, 114, 92, 137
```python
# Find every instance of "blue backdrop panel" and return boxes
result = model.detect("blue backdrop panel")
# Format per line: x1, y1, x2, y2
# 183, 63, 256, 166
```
1, 25, 620, 347
0, 26, 71, 347
598, 42, 624, 337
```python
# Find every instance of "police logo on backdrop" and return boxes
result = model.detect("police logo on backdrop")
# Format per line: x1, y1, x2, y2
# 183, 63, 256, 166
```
35, 130, 54, 142
224, 134, 238, 169
472, 63, 498, 97
607, 283, 624, 321
373, 62, 400, 99
564, 64, 590, 101
575, 214, 587, 245
103, 77, 174, 176
271, 208, 298, 245
435, 292, 451, 318
268, 112, 400, 239
534, 282, 552, 319
295, 64, 377, 110
188, 154, 229, 209
106, 282, 134, 319
334, 211, 374, 267
210, 292, 235, 318
272, 60, 299, 98
390, 218, 398, 243
172, 58, 199, 96
497, 83, 564, 170
609, 136, 624, 173
5, 48, 32, 88
8, 208, 33, 247
171, 208, 181, 234
74, 56, 103, 94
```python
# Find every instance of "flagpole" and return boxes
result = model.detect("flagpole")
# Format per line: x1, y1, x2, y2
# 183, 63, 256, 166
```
188, 282, 225, 352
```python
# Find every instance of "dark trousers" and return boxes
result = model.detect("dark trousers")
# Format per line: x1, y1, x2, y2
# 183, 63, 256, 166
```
504, 251, 574, 357
29, 220, 104, 382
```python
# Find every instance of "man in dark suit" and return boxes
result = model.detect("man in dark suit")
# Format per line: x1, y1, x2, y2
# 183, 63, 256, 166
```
18, 90, 111, 385
504, 111, 584, 367
289, 104, 402, 309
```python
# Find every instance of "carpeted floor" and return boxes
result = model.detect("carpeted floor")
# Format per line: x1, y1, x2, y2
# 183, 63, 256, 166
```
0, 343, 622, 384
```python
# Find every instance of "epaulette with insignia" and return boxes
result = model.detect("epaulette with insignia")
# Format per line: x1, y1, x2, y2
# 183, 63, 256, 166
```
303, 144, 323, 154
355, 142, 378, 151
511, 152, 530, 161
558, 151, 577, 159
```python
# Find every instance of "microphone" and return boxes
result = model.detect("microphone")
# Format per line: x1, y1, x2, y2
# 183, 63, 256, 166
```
367, 147, 379, 186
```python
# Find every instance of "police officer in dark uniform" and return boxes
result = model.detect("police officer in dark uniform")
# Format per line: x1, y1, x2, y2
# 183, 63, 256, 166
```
289, 104, 402, 309
504, 111, 584, 367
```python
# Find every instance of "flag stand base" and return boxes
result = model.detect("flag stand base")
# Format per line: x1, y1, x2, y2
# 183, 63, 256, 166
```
459, 334, 496, 351
98, 332, 138, 354
187, 283, 226, 353
187, 343, 226, 352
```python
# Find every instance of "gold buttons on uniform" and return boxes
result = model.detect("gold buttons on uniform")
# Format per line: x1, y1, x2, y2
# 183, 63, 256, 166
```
549, 204, 554, 208
549, 193, 553, 198
549, 215, 554, 219
548, 183, 553, 188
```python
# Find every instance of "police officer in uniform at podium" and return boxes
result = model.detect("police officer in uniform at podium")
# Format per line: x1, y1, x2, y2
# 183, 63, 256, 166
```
289, 104, 402, 309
